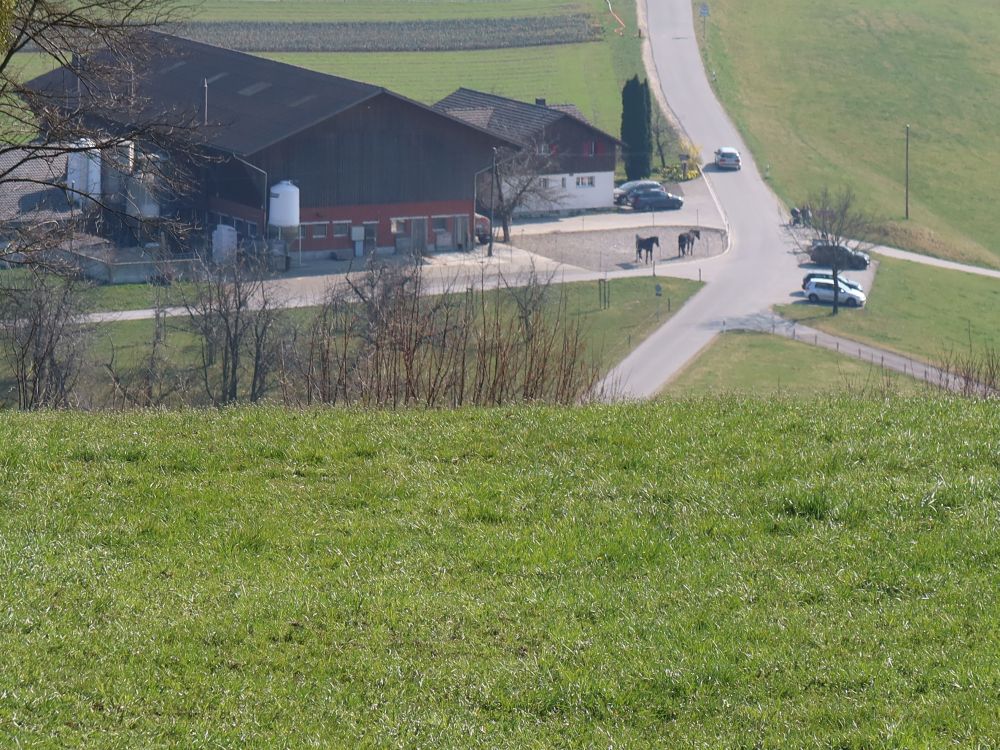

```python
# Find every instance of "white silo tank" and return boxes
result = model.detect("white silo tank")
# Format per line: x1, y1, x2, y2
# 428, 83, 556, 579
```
101, 141, 135, 208
66, 138, 101, 205
126, 170, 160, 219
212, 224, 238, 264
268, 180, 300, 227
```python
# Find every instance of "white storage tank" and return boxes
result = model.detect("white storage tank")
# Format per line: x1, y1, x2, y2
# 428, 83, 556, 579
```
268, 180, 300, 227
212, 224, 238, 264
66, 138, 101, 205
100, 140, 135, 207
126, 170, 160, 219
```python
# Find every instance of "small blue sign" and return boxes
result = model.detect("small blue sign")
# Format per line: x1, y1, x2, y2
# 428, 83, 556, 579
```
700, 3, 710, 17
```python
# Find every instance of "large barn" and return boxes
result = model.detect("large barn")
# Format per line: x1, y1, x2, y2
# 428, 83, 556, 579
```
28, 33, 515, 259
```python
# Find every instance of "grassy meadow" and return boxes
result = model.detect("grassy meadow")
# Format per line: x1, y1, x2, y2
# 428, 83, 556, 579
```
266, 44, 624, 133
776, 256, 1000, 364
668, 330, 928, 397
216, 0, 641, 135
2, 401, 998, 745
702, 0, 1000, 267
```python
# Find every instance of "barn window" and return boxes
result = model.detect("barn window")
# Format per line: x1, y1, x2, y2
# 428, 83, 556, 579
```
312, 223, 328, 239
332, 222, 350, 238
432, 216, 448, 231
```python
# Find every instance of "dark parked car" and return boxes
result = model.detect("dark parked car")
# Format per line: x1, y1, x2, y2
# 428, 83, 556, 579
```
614, 179, 662, 205
808, 242, 870, 270
631, 191, 684, 211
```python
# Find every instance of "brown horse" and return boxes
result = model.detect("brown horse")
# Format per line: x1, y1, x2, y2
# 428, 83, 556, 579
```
677, 229, 701, 256
635, 234, 659, 263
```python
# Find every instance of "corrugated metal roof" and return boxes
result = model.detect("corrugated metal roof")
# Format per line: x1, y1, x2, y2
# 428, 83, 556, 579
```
25, 33, 406, 157
0, 148, 71, 224
434, 88, 620, 146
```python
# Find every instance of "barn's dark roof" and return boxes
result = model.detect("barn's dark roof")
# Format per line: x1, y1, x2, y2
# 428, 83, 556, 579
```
0, 148, 71, 224
434, 88, 620, 146
27, 33, 513, 157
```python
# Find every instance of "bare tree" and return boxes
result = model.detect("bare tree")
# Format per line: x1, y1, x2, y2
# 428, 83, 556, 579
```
650, 106, 673, 172
1, 0, 199, 266
182, 255, 280, 405
0, 268, 90, 409
791, 186, 874, 315
477, 140, 564, 244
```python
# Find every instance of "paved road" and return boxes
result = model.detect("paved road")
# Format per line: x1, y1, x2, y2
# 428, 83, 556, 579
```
602, 0, 801, 398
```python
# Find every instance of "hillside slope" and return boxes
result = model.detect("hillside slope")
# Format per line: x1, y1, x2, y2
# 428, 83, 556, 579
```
2, 400, 998, 746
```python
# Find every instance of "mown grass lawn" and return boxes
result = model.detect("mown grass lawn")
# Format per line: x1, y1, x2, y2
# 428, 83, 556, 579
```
668, 330, 928, 397
1, 400, 998, 746
776, 256, 1000, 364
702, 0, 1000, 267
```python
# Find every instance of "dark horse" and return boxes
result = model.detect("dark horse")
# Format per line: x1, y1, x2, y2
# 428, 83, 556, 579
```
635, 234, 659, 263
677, 229, 701, 256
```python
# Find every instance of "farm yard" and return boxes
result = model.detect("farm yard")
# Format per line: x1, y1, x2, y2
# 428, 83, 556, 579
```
509, 227, 726, 273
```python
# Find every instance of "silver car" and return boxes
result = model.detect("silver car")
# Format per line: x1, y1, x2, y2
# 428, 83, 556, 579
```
804, 279, 866, 308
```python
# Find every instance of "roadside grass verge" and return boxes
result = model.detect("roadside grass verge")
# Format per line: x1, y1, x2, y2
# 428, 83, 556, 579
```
667, 330, 928, 397
776, 256, 1000, 364
701, 0, 1000, 267
2, 399, 998, 745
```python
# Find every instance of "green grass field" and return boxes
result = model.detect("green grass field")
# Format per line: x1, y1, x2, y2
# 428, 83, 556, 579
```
702, 0, 1000, 267
668, 330, 928, 396
2, 400, 998, 745
776, 256, 1000, 363
265, 44, 624, 133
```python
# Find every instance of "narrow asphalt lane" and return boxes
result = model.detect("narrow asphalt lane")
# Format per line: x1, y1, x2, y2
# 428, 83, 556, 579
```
602, 0, 801, 398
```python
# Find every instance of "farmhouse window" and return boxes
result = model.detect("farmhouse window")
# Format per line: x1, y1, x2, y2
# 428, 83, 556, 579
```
540, 177, 550, 189
536, 142, 548, 155
575, 175, 596, 188
587, 140, 597, 156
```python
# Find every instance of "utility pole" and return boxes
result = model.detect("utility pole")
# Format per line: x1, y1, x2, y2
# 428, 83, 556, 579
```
488, 147, 497, 257
904, 124, 910, 220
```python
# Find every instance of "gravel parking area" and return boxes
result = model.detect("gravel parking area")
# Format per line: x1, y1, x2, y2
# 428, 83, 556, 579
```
509, 225, 727, 272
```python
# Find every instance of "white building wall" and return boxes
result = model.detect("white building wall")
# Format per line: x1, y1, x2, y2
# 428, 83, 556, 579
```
511, 171, 615, 214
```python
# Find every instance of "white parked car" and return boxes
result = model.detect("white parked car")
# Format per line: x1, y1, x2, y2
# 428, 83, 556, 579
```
804, 279, 866, 308
801, 272, 864, 293
714, 147, 742, 170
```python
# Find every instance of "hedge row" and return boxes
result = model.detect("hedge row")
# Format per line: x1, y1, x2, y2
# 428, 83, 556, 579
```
175, 16, 602, 53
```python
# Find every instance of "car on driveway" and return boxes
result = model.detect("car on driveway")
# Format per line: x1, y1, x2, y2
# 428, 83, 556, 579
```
614, 180, 663, 206
714, 147, 742, 170
802, 271, 864, 293
804, 279, 866, 308
631, 191, 684, 211
809, 242, 870, 270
